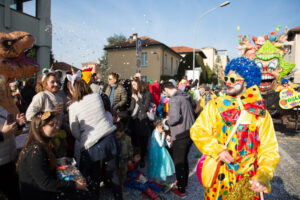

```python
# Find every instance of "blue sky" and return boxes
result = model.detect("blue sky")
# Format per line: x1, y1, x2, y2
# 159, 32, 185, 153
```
51, 0, 300, 68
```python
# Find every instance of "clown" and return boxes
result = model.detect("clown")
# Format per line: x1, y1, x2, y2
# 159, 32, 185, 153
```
254, 41, 295, 95
191, 57, 280, 200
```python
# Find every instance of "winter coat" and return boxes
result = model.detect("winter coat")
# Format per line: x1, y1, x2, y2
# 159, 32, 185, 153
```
0, 106, 17, 166
26, 90, 64, 128
128, 90, 153, 136
105, 84, 127, 110
19, 86, 36, 113
167, 90, 195, 140
68, 93, 116, 150
18, 141, 76, 200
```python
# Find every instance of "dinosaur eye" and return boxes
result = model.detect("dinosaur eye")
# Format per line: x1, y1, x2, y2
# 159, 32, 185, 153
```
3, 40, 17, 49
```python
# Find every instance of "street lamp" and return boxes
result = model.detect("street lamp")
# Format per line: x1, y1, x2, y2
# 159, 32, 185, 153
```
192, 1, 230, 82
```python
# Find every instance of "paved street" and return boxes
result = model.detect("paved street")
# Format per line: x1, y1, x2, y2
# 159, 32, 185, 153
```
99, 120, 300, 200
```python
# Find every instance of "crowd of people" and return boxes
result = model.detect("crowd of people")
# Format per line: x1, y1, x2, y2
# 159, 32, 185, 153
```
0, 56, 281, 200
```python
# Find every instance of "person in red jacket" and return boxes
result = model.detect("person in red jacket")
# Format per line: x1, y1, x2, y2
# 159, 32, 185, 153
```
124, 151, 163, 200
149, 80, 161, 107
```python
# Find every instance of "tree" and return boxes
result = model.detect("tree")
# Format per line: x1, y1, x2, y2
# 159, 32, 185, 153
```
176, 52, 207, 82
50, 49, 55, 66
213, 55, 221, 85
100, 33, 127, 82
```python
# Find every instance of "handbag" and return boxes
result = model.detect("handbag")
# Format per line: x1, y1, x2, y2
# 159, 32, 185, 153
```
196, 110, 247, 188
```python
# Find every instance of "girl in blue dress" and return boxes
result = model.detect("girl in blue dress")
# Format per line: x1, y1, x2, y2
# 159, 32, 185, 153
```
148, 119, 175, 182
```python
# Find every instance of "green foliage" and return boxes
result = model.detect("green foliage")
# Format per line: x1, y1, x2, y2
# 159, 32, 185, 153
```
200, 64, 209, 84
104, 33, 127, 48
215, 55, 221, 64
25, 46, 37, 61
50, 49, 55, 66
100, 33, 127, 82
176, 52, 206, 81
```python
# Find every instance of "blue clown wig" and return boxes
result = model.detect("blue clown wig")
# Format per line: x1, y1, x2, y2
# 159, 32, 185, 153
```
224, 57, 262, 88
281, 78, 288, 84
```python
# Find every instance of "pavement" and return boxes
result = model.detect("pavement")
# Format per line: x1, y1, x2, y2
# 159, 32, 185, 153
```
98, 121, 300, 200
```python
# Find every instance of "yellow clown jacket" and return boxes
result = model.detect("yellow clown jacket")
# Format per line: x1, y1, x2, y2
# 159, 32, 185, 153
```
190, 85, 280, 200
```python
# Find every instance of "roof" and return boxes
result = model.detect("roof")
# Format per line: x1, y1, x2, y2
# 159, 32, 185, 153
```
171, 46, 206, 58
104, 36, 181, 57
82, 58, 101, 66
52, 62, 80, 71
287, 26, 300, 40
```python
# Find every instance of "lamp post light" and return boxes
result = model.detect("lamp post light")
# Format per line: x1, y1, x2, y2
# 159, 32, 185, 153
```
192, 1, 230, 81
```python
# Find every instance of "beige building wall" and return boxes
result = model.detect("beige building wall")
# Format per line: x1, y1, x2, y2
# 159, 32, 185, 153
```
107, 46, 180, 81
162, 50, 181, 77
202, 48, 216, 70
285, 34, 300, 83
219, 54, 229, 70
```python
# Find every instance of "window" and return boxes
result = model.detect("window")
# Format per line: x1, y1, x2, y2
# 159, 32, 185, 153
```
176, 60, 179, 73
9, 0, 37, 17
141, 52, 148, 66
164, 54, 167, 68
141, 76, 147, 82
171, 57, 173, 75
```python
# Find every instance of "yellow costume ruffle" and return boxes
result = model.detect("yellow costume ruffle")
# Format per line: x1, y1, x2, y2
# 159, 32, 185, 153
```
190, 85, 280, 200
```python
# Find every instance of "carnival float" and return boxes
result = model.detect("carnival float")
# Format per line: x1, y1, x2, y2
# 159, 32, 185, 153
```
235, 26, 299, 128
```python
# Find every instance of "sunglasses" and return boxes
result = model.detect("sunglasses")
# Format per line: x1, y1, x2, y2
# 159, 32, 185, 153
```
108, 78, 115, 81
224, 75, 244, 84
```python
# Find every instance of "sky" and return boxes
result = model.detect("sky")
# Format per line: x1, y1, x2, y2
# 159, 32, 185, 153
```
50, 0, 300, 68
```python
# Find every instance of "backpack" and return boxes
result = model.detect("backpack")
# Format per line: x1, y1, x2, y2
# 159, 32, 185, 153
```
147, 102, 157, 121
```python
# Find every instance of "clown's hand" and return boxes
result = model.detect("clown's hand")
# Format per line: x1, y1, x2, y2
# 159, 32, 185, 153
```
218, 149, 234, 163
250, 180, 266, 193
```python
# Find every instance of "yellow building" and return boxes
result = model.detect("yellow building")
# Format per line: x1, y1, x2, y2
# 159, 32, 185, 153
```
104, 33, 182, 81
287, 26, 300, 84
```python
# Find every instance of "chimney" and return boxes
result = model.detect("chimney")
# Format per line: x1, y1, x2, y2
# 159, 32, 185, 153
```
132, 33, 138, 41
129, 35, 133, 43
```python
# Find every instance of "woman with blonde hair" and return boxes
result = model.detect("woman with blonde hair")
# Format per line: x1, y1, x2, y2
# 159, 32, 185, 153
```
26, 72, 67, 156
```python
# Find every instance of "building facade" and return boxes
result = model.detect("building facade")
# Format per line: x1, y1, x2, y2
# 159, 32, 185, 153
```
0, 0, 52, 69
201, 47, 229, 70
287, 26, 300, 83
104, 34, 181, 81
171, 46, 206, 59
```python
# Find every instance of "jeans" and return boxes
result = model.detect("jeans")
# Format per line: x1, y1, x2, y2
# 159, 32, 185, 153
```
171, 130, 193, 193
79, 134, 123, 200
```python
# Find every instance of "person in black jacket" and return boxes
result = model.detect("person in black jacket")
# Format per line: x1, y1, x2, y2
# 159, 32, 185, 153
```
19, 78, 36, 113
128, 78, 153, 168
161, 82, 195, 199
17, 111, 87, 200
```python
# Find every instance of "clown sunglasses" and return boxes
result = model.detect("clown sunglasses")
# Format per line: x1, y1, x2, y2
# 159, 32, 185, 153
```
224, 75, 244, 84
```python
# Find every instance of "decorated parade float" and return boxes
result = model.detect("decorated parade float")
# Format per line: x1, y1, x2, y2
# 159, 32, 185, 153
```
235, 26, 299, 129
